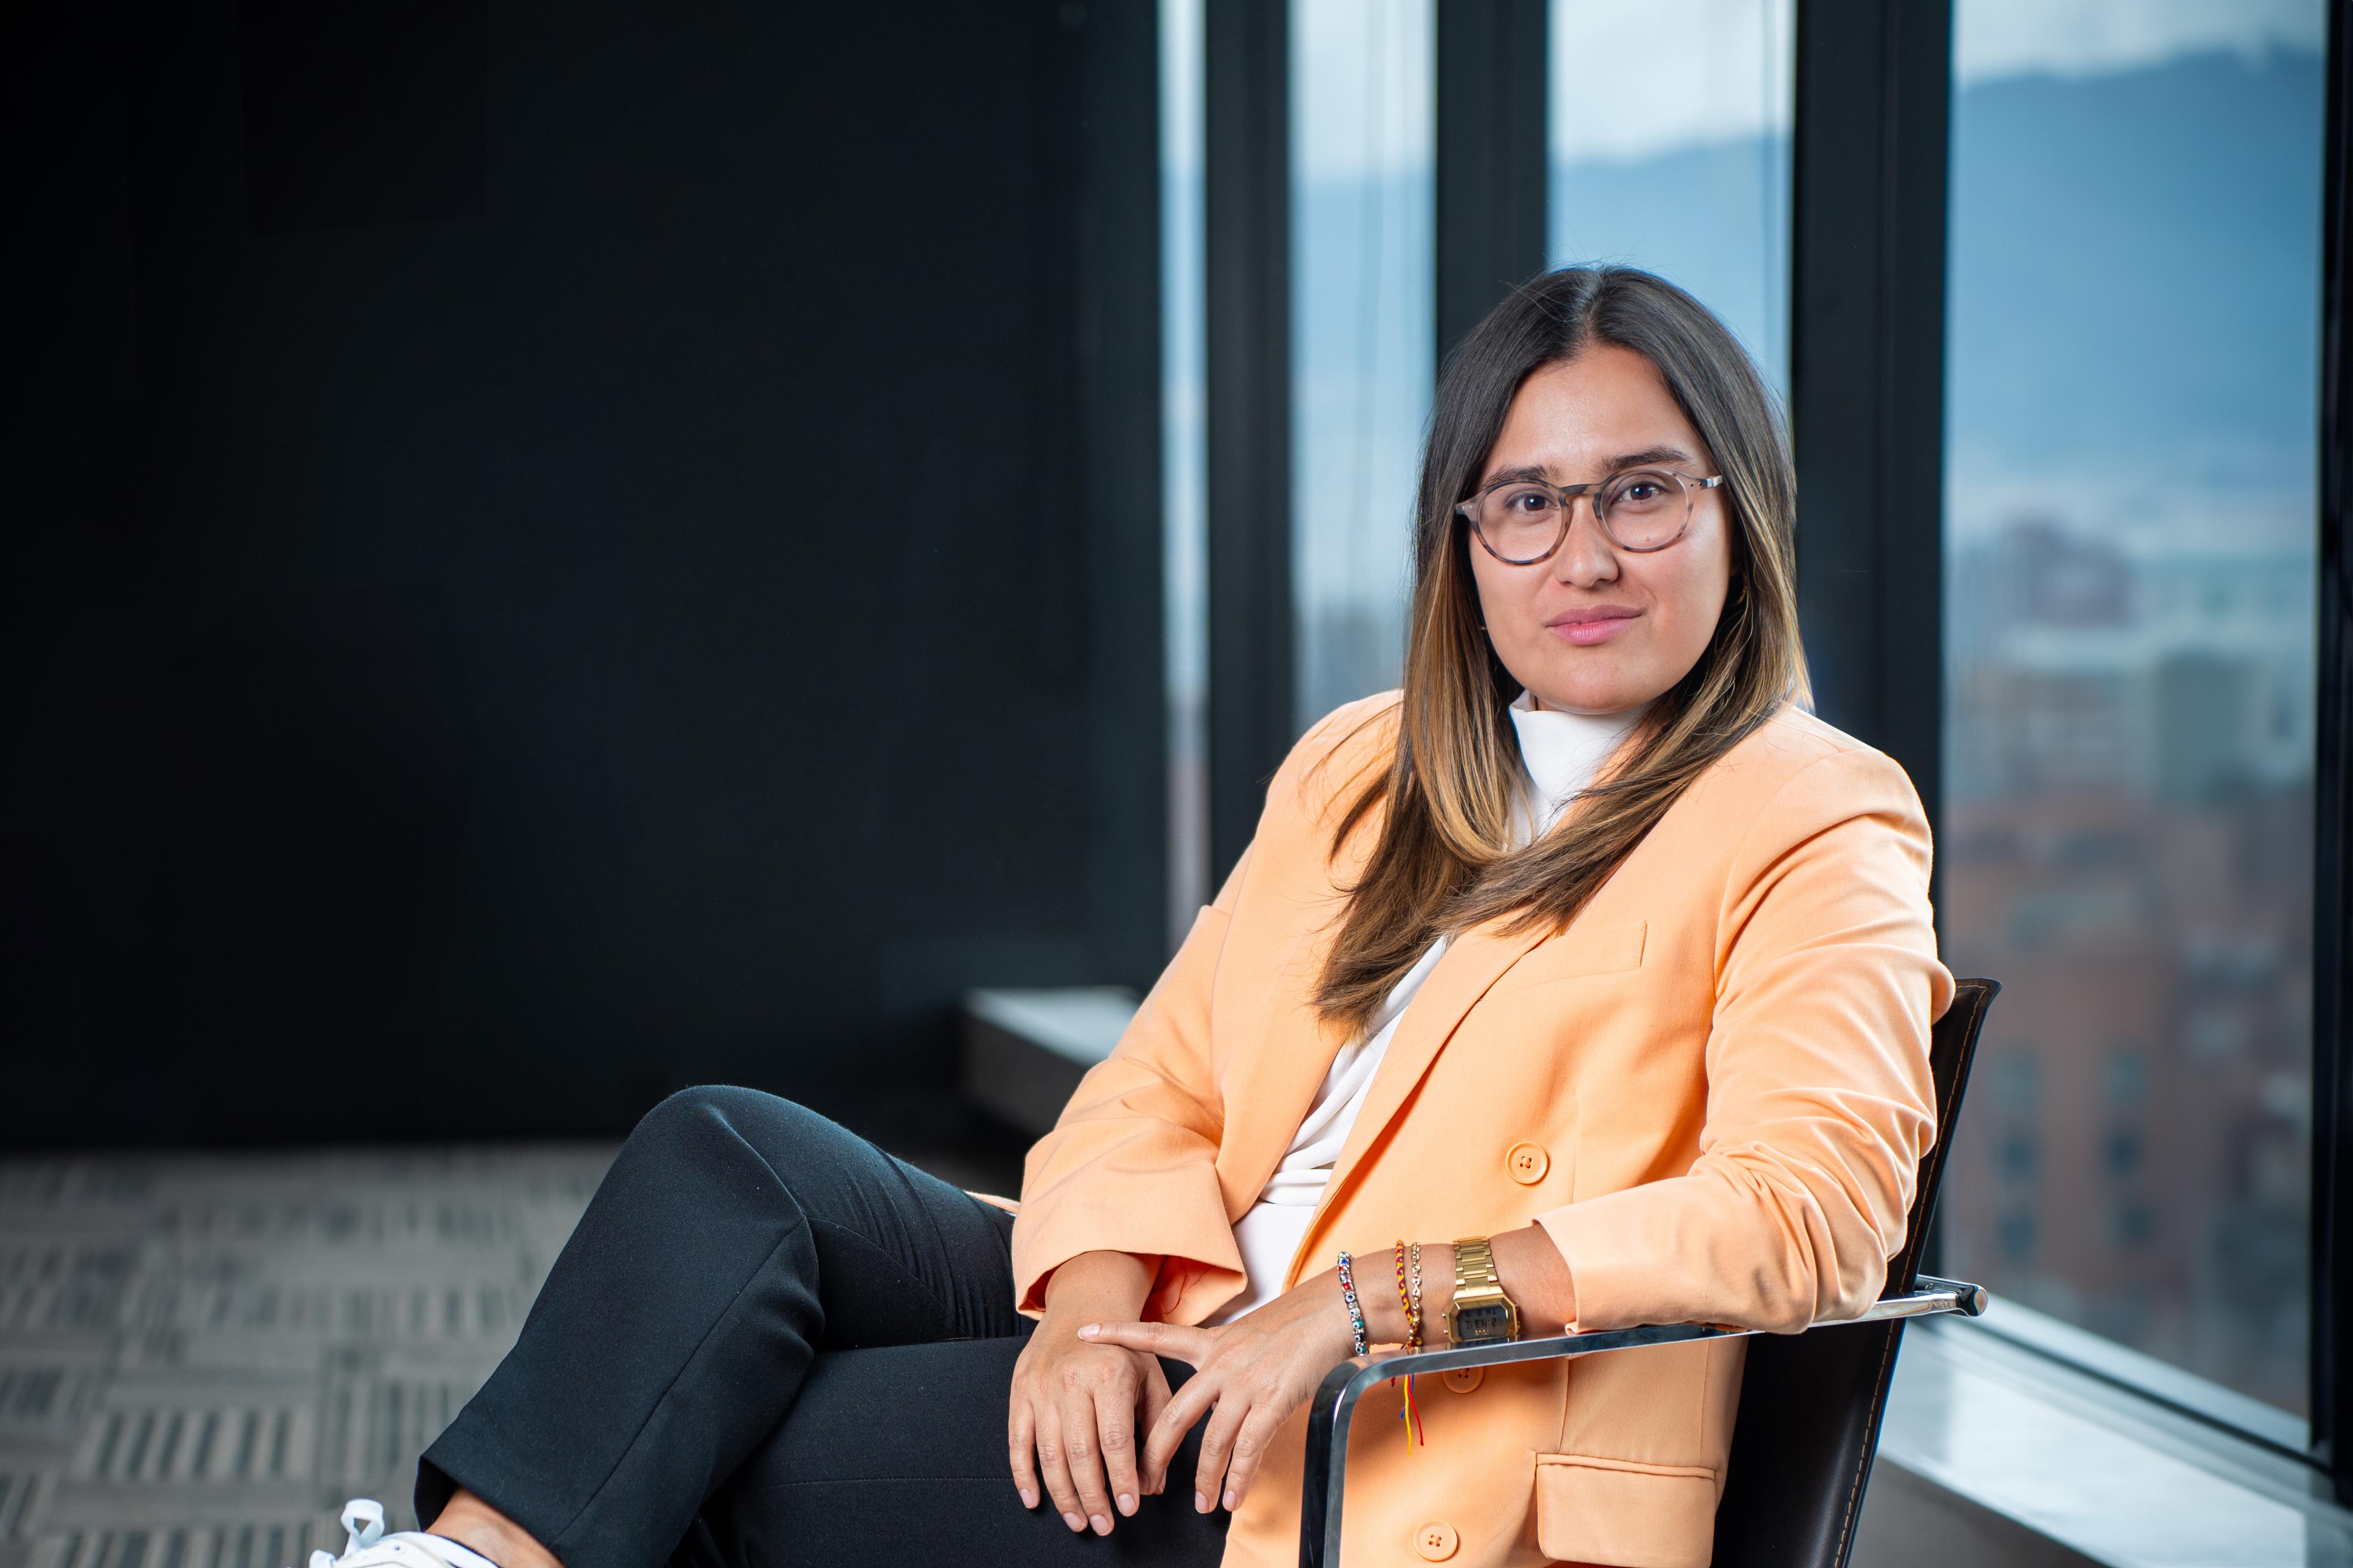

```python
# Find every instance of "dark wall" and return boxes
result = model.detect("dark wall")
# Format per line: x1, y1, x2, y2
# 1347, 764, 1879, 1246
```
5, 1, 1165, 1146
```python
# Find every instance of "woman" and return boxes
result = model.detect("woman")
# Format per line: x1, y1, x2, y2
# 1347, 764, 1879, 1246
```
322, 267, 1946, 1568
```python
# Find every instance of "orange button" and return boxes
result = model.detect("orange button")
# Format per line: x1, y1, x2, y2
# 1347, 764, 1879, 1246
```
1440, 1366, 1483, 1394
1413, 1521, 1459, 1561
1506, 1142, 1549, 1183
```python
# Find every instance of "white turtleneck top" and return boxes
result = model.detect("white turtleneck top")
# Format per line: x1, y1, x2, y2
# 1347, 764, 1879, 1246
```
1204, 690, 1648, 1323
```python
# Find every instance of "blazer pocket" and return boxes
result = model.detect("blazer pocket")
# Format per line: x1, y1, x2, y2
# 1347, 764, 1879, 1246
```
1533, 1453, 1717, 1568
1491, 921, 1647, 996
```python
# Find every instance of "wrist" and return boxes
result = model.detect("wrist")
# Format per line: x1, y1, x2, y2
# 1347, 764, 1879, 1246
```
1344, 1244, 1458, 1347
1321, 1275, 1360, 1357
1038, 1250, 1155, 1328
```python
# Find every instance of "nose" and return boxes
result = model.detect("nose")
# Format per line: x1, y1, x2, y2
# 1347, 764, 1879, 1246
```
1550, 497, 1619, 587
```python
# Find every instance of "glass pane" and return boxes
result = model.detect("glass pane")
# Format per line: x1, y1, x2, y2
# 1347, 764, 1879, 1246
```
1548, 0, 1794, 388
1162, 0, 1208, 941
1291, 0, 1434, 727
1940, 0, 2325, 1420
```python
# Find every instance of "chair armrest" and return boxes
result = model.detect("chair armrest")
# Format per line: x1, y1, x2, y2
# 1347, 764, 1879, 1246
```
1296, 1276, 1985, 1568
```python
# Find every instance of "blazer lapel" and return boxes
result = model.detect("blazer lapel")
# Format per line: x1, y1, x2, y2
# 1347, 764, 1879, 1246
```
1213, 927, 1354, 1217
1287, 918, 1550, 1280
1216, 800, 1386, 1217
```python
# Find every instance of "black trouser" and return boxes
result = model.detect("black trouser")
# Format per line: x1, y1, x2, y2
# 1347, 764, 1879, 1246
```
417, 1087, 1229, 1568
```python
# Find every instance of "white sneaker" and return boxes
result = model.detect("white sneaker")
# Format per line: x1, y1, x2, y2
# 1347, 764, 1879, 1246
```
301, 1501, 505, 1568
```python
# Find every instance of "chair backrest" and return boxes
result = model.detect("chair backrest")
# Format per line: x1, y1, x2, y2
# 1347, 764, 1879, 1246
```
1708, 976, 1999, 1568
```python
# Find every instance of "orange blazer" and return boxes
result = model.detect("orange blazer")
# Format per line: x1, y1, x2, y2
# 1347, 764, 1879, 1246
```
1011, 693, 1951, 1568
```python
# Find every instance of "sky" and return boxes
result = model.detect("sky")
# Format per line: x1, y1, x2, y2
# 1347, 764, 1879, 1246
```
1953, 0, 2322, 84
1549, 0, 1794, 164
1548, 0, 2323, 166
1176, 0, 2330, 178
1291, 0, 1433, 180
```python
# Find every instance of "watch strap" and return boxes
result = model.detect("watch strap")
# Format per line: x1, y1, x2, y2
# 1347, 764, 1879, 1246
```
1453, 1236, 1502, 1295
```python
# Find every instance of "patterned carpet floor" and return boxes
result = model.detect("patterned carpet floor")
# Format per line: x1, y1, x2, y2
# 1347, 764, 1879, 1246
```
0, 1146, 618, 1568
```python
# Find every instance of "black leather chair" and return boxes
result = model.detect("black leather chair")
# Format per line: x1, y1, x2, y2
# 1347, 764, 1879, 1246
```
1300, 977, 2001, 1568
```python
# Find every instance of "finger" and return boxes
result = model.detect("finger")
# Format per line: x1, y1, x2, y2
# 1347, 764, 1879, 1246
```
1194, 1393, 1249, 1514
1061, 1388, 1117, 1535
1094, 1370, 1144, 1518
1006, 1393, 1041, 1510
1080, 1320, 1213, 1366
1033, 1405, 1089, 1535
1136, 1357, 1175, 1492
1141, 1368, 1219, 1488
1222, 1405, 1284, 1511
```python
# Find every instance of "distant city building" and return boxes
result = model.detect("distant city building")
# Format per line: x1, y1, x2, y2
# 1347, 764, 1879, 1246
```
1942, 516, 2312, 1411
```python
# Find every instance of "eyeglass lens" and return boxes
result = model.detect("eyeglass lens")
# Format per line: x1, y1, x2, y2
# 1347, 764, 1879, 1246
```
1470, 469, 1692, 562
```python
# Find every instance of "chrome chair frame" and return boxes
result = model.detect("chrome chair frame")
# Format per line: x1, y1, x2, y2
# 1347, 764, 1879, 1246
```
1296, 976, 2001, 1567
1297, 1276, 1987, 1567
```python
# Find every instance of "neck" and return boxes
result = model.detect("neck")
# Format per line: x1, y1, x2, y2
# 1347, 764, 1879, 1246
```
1530, 694, 1649, 723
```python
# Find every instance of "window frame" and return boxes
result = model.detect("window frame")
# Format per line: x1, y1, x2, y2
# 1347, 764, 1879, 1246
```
1784, 0, 2353, 1489
1201, 0, 1294, 887
2311, 0, 2353, 1507
1183, 0, 2353, 1490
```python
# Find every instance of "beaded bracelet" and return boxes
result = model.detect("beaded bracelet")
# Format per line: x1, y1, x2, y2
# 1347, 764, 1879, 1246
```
1335, 1250, 1370, 1357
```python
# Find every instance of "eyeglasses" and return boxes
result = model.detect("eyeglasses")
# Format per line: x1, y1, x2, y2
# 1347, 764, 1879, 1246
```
1455, 468, 1725, 564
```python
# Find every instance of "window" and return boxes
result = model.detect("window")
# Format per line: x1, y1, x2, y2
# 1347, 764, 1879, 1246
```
1290, 0, 1434, 727
1938, 0, 2326, 1420
1548, 0, 1794, 387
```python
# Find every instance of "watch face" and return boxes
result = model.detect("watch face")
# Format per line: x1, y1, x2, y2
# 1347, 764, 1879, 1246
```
1455, 1301, 1515, 1341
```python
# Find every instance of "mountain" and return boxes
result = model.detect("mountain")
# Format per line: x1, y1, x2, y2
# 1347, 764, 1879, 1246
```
1946, 48, 2321, 485
1546, 47, 2325, 488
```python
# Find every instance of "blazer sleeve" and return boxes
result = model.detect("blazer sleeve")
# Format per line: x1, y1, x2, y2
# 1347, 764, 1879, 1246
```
1009, 852, 1250, 1316
1009, 695, 1398, 1319
1535, 745, 1953, 1333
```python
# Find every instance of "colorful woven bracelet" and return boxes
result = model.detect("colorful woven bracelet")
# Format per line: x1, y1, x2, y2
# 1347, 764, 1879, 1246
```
1335, 1250, 1370, 1357
1392, 1240, 1421, 1349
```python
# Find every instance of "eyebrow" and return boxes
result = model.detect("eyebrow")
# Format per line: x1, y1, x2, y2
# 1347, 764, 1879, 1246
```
1481, 446, 1695, 487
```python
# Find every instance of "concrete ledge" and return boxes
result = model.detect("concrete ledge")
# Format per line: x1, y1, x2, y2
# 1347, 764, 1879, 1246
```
1854, 1314, 2352, 1567
960, 987, 1138, 1135
1854, 1457, 2105, 1568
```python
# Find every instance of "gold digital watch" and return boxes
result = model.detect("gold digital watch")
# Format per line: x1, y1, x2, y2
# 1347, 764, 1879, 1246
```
1445, 1236, 1520, 1347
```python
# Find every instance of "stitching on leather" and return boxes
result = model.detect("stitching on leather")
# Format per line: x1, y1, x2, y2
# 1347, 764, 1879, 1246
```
1832, 1326, 1901, 1566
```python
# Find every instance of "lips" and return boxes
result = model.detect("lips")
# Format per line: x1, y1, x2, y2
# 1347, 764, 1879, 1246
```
1546, 606, 1640, 646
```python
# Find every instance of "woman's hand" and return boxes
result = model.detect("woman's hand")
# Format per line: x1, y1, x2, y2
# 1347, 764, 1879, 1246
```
1043, 1232, 1569, 1522
1077, 1268, 1359, 1516
1011, 1251, 1170, 1536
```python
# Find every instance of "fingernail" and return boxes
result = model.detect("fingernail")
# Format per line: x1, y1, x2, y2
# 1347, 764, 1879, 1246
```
1077, 1324, 1099, 1338
1091, 1515, 1111, 1536
1062, 1512, 1084, 1532
1118, 1493, 1136, 1516
1195, 1492, 1211, 1514
1019, 1488, 1037, 1509
1223, 1489, 1237, 1511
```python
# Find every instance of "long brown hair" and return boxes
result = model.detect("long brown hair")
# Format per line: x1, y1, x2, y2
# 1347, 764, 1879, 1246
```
1312, 266, 1809, 1037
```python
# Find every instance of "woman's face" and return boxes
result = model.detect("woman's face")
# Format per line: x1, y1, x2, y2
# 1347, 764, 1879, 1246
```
1467, 345, 1733, 716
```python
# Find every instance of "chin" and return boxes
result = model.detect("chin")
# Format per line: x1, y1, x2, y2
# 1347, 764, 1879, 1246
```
1520, 660, 1618, 712
1536, 681, 1637, 716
